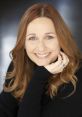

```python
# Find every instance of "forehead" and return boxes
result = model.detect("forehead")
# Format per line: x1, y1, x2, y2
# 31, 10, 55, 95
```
26, 17, 56, 34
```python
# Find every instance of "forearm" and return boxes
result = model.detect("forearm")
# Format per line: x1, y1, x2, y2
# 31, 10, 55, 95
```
17, 66, 52, 117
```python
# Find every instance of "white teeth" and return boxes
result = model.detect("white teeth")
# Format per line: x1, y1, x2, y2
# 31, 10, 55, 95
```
36, 53, 50, 58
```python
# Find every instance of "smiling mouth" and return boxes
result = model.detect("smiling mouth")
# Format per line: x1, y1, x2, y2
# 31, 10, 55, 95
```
35, 53, 51, 58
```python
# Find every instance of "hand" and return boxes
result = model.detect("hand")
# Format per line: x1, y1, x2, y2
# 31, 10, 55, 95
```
44, 51, 69, 74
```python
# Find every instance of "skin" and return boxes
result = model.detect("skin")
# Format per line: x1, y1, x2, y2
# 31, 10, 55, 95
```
25, 17, 69, 74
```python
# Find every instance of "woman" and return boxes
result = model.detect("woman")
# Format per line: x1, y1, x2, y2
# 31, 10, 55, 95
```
0, 3, 82, 117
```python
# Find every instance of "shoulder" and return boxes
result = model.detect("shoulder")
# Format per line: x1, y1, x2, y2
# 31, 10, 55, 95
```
74, 63, 82, 94
74, 64, 82, 98
0, 90, 18, 103
0, 61, 18, 107
7, 61, 14, 72
75, 65, 82, 81
56, 64, 82, 98
0, 90, 18, 111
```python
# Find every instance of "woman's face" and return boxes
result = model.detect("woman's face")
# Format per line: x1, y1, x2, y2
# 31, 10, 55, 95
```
25, 17, 60, 66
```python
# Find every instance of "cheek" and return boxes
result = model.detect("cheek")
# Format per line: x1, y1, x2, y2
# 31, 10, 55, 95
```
25, 42, 35, 53
49, 43, 60, 61
49, 49, 60, 63
51, 49, 60, 57
49, 41, 60, 52
47, 38, 60, 48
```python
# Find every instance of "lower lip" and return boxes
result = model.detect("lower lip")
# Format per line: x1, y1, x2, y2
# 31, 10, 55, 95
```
35, 53, 51, 58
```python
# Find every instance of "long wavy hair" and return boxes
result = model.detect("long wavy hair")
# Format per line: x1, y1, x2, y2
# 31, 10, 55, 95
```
4, 3, 82, 101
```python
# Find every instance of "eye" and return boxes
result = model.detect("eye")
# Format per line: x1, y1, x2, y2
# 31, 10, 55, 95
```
46, 35, 54, 39
28, 36, 36, 40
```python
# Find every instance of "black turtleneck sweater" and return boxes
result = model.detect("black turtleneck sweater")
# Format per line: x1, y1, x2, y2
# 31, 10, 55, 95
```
0, 62, 82, 117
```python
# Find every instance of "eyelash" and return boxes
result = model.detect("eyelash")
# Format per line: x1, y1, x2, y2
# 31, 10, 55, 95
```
46, 36, 54, 39
28, 36, 54, 40
28, 37, 36, 40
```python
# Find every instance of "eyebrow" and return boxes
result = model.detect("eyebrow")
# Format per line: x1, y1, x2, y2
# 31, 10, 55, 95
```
45, 32, 56, 35
26, 33, 36, 37
26, 32, 56, 37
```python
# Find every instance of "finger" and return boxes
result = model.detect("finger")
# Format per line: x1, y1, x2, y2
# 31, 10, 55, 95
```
60, 51, 69, 65
45, 54, 62, 69
53, 54, 63, 66
60, 51, 68, 60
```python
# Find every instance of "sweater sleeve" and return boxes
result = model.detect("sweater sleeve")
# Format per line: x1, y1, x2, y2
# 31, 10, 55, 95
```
17, 65, 52, 117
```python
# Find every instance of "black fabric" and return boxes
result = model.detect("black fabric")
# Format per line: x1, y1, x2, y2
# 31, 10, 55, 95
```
0, 62, 82, 117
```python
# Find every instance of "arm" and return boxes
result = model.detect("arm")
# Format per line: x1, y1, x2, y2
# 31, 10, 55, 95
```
0, 62, 52, 117
17, 65, 52, 117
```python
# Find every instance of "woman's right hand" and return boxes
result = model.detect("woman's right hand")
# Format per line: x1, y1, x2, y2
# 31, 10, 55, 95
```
44, 51, 69, 74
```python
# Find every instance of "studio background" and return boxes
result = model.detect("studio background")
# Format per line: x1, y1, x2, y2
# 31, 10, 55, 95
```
0, 0, 82, 92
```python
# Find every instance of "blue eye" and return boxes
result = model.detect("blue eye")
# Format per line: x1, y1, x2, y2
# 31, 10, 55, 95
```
28, 37, 36, 40
47, 36, 54, 39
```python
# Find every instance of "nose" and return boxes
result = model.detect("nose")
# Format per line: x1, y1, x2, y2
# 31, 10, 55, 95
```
37, 41, 46, 52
